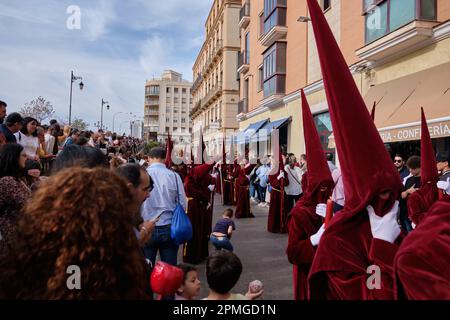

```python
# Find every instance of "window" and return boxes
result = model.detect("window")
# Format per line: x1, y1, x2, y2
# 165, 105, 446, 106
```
181, 118, 186, 123
182, 88, 187, 94
245, 32, 250, 64
182, 98, 187, 104
262, 42, 286, 98
174, 98, 179, 103
165, 127, 170, 132
148, 85, 160, 95
174, 88, 179, 94
166, 87, 171, 93
322, 0, 331, 11
166, 118, 170, 123
258, 66, 263, 91
364, 0, 437, 44
174, 119, 178, 123
263, 0, 287, 35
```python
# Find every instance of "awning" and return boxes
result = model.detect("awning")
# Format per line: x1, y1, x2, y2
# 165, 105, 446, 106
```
258, 117, 291, 142
237, 119, 269, 144
328, 62, 450, 148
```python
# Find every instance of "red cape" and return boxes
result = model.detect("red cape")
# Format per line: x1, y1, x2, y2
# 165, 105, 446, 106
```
395, 196, 450, 299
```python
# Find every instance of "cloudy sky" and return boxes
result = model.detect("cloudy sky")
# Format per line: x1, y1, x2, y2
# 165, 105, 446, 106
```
0, 0, 209, 131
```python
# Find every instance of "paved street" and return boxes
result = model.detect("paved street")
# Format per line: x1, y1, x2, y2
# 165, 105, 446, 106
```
179, 195, 293, 300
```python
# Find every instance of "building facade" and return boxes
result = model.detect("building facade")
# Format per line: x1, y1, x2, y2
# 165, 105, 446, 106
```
144, 70, 193, 143
237, 0, 450, 160
191, 0, 241, 155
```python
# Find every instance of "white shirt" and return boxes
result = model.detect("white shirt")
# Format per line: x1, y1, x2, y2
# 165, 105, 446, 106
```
141, 163, 187, 226
44, 133, 56, 155
15, 132, 39, 159
332, 168, 345, 206
284, 165, 303, 196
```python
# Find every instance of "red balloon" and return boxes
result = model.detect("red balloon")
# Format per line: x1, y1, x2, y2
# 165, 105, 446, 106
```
150, 262, 184, 296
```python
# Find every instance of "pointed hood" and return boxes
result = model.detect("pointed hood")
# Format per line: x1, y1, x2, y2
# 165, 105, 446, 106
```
300, 90, 334, 204
193, 163, 214, 181
420, 108, 439, 184
165, 134, 174, 168
307, 0, 402, 216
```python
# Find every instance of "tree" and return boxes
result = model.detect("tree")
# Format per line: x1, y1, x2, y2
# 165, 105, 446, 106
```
20, 96, 55, 123
71, 117, 89, 131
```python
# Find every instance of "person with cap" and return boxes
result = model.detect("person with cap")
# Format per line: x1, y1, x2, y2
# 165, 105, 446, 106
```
406, 109, 440, 227
0, 113, 23, 144
436, 151, 450, 182
267, 150, 289, 234
305, 0, 404, 300
183, 163, 215, 264
286, 90, 335, 300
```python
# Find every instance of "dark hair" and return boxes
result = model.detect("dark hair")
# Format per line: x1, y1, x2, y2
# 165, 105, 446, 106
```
24, 160, 41, 186
115, 164, 152, 189
177, 264, 197, 284
223, 208, 233, 218
300, 154, 307, 161
70, 128, 80, 136
0, 100, 7, 108
326, 152, 334, 162
20, 117, 38, 137
0, 144, 25, 179
5, 113, 23, 127
148, 147, 166, 160
394, 154, 404, 161
206, 251, 242, 294
49, 119, 58, 126
406, 156, 421, 170
52, 145, 108, 174
436, 151, 450, 164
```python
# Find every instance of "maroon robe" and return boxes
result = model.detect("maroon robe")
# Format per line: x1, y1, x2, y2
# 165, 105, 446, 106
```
235, 170, 254, 219
395, 196, 450, 299
287, 204, 322, 300
183, 174, 210, 264
268, 172, 289, 233
222, 167, 234, 206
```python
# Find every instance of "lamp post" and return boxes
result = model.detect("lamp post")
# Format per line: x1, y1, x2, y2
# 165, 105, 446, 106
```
69, 71, 84, 126
101, 99, 110, 131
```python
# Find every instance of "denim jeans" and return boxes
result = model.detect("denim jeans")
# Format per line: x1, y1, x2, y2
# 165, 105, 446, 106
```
210, 235, 234, 252
257, 185, 267, 202
249, 182, 256, 198
143, 225, 179, 266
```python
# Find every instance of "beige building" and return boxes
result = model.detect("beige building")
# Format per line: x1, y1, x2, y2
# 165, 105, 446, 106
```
144, 70, 193, 143
237, 0, 450, 159
190, 0, 241, 154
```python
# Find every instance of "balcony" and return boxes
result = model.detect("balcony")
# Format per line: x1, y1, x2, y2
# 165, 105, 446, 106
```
356, 20, 439, 63
190, 99, 202, 118
239, 2, 250, 29
204, 40, 224, 75
260, 3, 287, 47
146, 111, 159, 116
238, 98, 248, 115
204, 82, 223, 107
237, 50, 250, 74
191, 74, 203, 92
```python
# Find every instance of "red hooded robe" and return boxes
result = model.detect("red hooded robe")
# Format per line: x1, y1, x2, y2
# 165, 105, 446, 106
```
286, 90, 334, 300
268, 150, 289, 233
235, 167, 254, 219
306, 0, 404, 300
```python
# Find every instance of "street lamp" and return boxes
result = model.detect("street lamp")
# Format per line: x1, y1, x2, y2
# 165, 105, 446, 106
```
69, 71, 84, 126
101, 98, 110, 131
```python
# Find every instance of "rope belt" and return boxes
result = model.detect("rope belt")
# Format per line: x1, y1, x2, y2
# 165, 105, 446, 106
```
272, 188, 281, 193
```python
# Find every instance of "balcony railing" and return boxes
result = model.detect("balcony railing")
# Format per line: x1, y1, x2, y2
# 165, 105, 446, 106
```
239, 2, 251, 27
238, 98, 248, 115
237, 50, 250, 73
203, 39, 224, 75
204, 81, 223, 106
191, 74, 203, 92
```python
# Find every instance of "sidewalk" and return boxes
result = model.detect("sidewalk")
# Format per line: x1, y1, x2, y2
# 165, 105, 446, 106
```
179, 194, 293, 300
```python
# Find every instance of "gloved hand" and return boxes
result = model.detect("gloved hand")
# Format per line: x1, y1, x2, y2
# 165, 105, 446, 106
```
315, 203, 327, 218
437, 177, 450, 194
277, 171, 285, 180
208, 184, 215, 192
310, 224, 326, 247
368, 201, 401, 243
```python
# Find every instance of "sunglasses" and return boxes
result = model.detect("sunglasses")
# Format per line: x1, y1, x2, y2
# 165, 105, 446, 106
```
394, 160, 402, 163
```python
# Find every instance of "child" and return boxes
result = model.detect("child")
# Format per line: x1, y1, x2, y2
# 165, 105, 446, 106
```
203, 251, 264, 300
210, 209, 236, 252
175, 264, 201, 300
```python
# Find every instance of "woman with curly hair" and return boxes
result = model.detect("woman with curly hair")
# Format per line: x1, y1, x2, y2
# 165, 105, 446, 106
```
0, 167, 150, 300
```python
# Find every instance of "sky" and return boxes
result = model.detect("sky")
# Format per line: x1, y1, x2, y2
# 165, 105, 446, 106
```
0, 0, 209, 131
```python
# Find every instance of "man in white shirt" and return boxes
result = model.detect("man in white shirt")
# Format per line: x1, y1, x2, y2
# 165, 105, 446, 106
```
284, 154, 303, 215
331, 167, 345, 213
141, 147, 187, 266
44, 125, 56, 155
